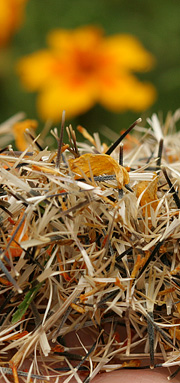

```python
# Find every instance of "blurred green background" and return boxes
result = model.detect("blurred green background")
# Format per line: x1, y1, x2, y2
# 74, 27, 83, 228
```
0, 0, 180, 144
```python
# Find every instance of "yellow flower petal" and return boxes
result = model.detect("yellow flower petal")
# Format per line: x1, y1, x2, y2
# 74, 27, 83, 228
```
104, 34, 155, 71
99, 74, 157, 112
47, 26, 104, 52
69, 153, 129, 189
37, 83, 96, 121
17, 51, 56, 91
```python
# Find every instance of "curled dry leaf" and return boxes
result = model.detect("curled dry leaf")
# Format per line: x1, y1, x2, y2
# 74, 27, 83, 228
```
134, 176, 158, 216
69, 153, 129, 188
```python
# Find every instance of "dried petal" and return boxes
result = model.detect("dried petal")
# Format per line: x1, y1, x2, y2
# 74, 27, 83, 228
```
69, 153, 129, 188
135, 176, 158, 215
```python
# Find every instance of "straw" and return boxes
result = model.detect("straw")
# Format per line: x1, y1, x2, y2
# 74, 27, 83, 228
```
0, 111, 180, 381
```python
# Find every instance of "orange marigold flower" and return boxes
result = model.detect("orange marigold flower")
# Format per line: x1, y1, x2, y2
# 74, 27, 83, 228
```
17, 26, 156, 121
0, 0, 27, 47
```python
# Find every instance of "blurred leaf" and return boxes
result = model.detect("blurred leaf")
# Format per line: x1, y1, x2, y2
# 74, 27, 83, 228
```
11, 282, 43, 324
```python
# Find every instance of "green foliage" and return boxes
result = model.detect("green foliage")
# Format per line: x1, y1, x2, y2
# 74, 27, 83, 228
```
11, 282, 43, 324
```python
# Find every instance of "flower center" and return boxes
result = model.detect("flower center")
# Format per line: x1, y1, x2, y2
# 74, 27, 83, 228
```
73, 49, 98, 76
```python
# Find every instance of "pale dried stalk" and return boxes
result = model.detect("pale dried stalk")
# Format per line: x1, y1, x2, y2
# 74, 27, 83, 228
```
0, 113, 180, 381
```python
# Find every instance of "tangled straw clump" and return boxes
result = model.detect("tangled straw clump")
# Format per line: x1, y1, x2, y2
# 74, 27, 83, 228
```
1, 110, 180, 381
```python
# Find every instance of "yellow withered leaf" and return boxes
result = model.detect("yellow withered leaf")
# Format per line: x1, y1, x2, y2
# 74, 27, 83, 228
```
69, 153, 129, 188
12, 119, 38, 151
135, 177, 158, 216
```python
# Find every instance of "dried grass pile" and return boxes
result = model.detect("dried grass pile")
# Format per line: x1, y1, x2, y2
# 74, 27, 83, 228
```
1, 110, 180, 382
